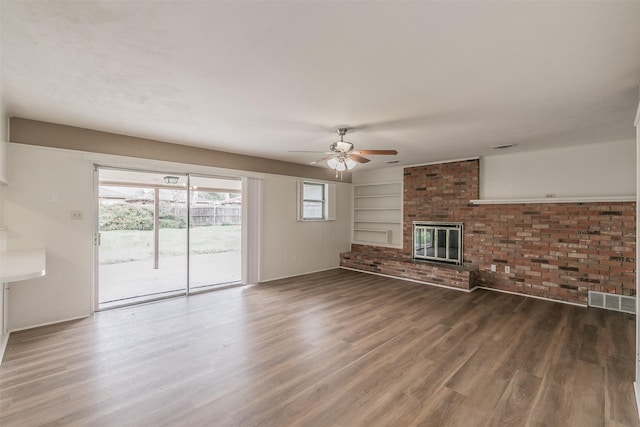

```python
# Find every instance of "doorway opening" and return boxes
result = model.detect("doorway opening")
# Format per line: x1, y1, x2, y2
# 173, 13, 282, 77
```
96, 168, 242, 309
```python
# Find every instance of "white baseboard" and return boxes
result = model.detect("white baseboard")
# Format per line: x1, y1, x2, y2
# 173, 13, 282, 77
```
8, 314, 91, 333
337, 267, 588, 307
0, 332, 9, 365
476, 286, 587, 307
339, 266, 477, 293
259, 266, 339, 284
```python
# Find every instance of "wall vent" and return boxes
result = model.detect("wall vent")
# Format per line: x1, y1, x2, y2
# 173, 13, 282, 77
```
588, 291, 635, 314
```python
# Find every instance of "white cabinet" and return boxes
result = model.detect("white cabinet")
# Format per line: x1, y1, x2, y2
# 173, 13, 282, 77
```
353, 181, 402, 247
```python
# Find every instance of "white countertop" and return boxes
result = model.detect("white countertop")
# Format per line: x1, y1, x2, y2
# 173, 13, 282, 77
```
0, 249, 47, 282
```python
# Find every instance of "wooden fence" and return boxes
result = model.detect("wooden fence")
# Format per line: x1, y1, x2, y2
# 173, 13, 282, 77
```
177, 205, 241, 226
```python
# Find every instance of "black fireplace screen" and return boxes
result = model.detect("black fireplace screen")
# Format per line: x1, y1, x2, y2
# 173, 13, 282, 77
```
413, 222, 463, 264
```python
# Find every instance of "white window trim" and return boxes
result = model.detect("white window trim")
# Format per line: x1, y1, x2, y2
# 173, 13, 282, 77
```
297, 180, 336, 221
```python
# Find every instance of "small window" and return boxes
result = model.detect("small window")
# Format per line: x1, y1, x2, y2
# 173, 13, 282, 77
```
302, 182, 326, 220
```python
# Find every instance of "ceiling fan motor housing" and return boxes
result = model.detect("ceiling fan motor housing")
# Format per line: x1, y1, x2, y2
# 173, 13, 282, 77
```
331, 141, 354, 153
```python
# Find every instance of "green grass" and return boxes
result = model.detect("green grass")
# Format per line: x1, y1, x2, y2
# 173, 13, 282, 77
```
100, 225, 241, 264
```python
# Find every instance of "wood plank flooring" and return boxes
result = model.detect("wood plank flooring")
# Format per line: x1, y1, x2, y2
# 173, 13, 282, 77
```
0, 268, 637, 426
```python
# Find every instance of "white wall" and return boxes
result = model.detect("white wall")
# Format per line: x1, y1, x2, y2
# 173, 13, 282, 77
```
635, 94, 640, 405
0, 117, 6, 184
261, 174, 352, 281
480, 139, 636, 199
6, 145, 94, 330
0, 8, 9, 351
352, 166, 403, 185
0, 139, 6, 185
5, 143, 352, 330
0, 0, 6, 186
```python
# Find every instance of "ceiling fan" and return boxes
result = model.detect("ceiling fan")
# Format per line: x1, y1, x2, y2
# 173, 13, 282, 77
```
290, 128, 398, 174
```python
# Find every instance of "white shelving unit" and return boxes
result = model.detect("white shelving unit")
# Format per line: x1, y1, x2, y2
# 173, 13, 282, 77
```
353, 181, 402, 247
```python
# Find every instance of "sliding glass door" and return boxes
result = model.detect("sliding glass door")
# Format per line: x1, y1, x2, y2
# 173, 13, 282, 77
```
97, 169, 188, 308
188, 175, 242, 292
95, 168, 242, 309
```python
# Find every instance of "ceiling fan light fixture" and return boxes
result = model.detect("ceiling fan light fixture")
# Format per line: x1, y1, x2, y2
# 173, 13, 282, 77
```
345, 157, 357, 170
315, 127, 396, 174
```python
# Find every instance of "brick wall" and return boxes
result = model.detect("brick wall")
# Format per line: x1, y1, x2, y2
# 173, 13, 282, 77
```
469, 202, 635, 303
345, 159, 636, 304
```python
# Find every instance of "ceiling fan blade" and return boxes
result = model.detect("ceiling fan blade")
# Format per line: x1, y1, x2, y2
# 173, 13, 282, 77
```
353, 149, 398, 155
310, 155, 334, 165
350, 154, 371, 164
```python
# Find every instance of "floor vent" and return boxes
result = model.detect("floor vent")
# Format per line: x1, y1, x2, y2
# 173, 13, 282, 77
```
588, 291, 635, 314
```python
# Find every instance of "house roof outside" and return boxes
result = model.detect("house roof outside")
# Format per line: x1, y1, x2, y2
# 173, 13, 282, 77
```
99, 186, 241, 206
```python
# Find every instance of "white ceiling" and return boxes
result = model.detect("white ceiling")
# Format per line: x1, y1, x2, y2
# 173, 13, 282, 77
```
2, 1, 640, 171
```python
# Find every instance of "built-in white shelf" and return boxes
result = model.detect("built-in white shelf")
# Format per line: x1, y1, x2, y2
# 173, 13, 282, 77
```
470, 196, 635, 205
354, 239, 390, 245
353, 229, 391, 244
354, 194, 401, 199
0, 249, 47, 282
353, 181, 402, 247
354, 220, 400, 224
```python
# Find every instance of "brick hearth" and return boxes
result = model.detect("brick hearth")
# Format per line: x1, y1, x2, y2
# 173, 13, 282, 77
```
340, 245, 478, 290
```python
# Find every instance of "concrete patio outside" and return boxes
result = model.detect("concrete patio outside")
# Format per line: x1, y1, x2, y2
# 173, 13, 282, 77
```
99, 250, 241, 308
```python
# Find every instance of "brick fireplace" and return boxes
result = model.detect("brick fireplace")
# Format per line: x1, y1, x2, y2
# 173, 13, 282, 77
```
340, 159, 636, 304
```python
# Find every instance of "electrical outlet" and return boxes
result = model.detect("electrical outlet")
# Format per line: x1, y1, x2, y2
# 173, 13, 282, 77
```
490, 264, 496, 272
545, 193, 556, 198
70, 210, 83, 220
505, 266, 511, 274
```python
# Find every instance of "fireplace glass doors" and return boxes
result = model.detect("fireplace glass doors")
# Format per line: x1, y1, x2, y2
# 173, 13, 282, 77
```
413, 222, 463, 265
